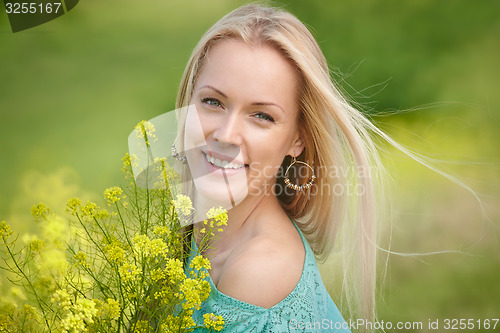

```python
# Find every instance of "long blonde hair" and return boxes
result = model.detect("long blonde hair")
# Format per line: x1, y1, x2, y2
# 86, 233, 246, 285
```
176, 3, 385, 323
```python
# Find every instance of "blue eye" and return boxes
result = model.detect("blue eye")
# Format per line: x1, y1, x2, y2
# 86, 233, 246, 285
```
254, 112, 275, 123
202, 98, 222, 108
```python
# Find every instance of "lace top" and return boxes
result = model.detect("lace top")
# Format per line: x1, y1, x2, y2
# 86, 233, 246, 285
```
186, 222, 351, 332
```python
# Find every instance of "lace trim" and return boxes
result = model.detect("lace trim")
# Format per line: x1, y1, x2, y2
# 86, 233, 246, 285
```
188, 221, 349, 332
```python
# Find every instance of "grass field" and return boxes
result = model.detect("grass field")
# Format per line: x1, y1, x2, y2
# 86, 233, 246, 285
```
1, 0, 499, 330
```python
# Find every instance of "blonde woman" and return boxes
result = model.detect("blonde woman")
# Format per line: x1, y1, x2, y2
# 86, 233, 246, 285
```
175, 4, 381, 331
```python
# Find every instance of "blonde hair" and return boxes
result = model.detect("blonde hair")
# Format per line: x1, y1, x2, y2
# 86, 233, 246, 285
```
176, 3, 385, 324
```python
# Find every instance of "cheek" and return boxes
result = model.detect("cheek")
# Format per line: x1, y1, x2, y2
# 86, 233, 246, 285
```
192, 104, 222, 138
248, 146, 286, 178
184, 106, 211, 148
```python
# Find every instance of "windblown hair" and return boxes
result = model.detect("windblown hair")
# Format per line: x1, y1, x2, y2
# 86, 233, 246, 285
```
176, 3, 386, 324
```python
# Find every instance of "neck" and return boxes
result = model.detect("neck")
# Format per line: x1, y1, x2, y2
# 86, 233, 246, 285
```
194, 190, 283, 255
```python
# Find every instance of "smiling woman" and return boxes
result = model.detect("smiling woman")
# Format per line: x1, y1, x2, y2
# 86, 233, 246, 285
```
187, 39, 304, 216
188, 38, 307, 306
173, 3, 384, 332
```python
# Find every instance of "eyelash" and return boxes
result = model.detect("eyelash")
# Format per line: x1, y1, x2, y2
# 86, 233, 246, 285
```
201, 97, 275, 123
201, 97, 222, 108
254, 112, 275, 123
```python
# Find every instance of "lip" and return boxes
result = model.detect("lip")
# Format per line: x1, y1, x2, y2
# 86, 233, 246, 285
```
202, 150, 248, 176
203, 150, 247, 166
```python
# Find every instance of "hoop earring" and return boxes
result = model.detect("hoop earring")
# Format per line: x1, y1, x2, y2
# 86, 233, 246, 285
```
171, 143, 187, 164
283, 156, 316, 192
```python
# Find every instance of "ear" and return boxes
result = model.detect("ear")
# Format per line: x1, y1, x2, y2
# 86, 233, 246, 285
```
287, 134, 305, 157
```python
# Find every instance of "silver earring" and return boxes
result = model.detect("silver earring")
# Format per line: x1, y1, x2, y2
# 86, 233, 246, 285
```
171, 143, 187, 164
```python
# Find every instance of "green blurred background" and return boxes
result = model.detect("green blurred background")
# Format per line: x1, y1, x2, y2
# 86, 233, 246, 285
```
1, 0, 498, 330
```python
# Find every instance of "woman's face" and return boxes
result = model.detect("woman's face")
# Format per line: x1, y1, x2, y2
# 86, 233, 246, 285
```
184, 39, 303, 211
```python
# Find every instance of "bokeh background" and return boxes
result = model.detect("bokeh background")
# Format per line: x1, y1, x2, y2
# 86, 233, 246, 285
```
1, 0, 498, 330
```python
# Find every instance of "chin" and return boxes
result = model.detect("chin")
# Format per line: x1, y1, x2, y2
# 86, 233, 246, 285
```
193, 172, 249, 210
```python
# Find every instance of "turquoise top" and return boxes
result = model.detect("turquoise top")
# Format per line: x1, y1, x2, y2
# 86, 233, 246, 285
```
187, 222, 351, 332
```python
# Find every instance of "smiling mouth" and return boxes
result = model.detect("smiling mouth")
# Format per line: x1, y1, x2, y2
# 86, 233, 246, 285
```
203, 152, 246, 170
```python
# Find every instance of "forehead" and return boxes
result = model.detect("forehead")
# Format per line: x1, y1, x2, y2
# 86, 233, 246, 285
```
195, 39, 299, 110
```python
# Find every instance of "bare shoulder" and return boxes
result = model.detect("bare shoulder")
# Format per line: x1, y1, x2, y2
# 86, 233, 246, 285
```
216, 222, 305, 309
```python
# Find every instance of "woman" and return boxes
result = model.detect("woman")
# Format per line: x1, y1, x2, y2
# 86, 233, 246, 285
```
174, 4, 381, 331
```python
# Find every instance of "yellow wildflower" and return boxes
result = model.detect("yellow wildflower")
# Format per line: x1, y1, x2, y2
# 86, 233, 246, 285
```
203, 313, 224, 331
106, 241, 125, 263
122, 152, 131, 169
51, 289, 71, 310
66, 197, 81, 215
156, 157, 180, 185
0, 314, 16, 332
122, 152, 138, 181
0, 221, 13, 239
95, 298, 121, 320
154, 157, 166, 172
172, 194, 193, 217
132, 234, 168, 258
73, 251, 88, 268
130, 154, 139, 168
24, 304, 41, 322
61, 298, 98, 332
132, 320, 151, 333
134, 120, 157, 146
190, 255, 211, 272
165, 162, 180, 183
206, 207, 228, 227
133, 233, 150, 255
29, 238, 45, 253
31, 202, 50, 222
96, 208, 110, 220
180, 278, 210, 310
105, 299, 121, 320
154, 286, 176, 305
119, 263, 140, 282
104, 186, 124, 206
151, 268, 166, 282
161, 311, 195, 331
165, 258, 185, 282
153, 226, 170, 237
127, 292, 138, 301
149, 238, 169, 257
81, 201, 98, 219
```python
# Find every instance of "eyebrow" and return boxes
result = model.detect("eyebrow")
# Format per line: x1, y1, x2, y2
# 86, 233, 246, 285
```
200, 85, 227, 98
199, 85, 285, 113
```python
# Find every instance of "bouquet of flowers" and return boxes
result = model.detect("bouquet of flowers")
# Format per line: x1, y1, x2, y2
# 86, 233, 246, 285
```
0, 121, 225, 332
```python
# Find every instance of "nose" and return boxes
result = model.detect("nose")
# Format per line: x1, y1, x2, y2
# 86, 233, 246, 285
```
212, 111, 243, 147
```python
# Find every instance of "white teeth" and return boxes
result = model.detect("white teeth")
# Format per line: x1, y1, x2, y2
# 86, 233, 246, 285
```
205, 153, 244, 169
